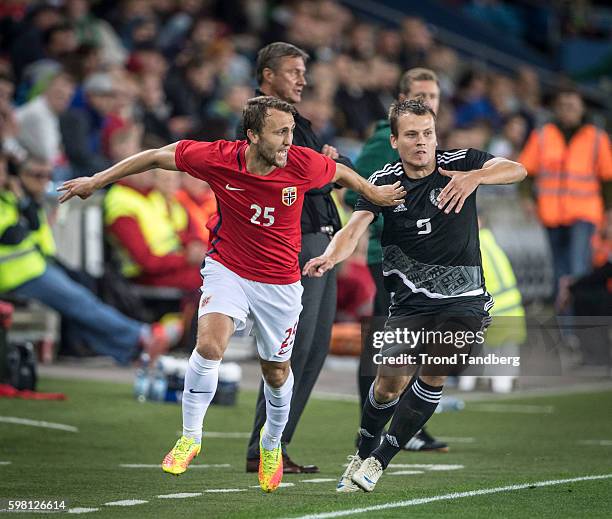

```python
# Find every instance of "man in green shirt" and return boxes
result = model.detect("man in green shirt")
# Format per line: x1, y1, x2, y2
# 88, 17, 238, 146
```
344, 68, 446, 452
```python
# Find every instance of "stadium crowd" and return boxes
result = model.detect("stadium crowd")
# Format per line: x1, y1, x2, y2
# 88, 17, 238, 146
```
0, 0, 610, 365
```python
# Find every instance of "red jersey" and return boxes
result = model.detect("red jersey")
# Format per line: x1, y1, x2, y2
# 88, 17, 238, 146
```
175, 139, 336, 284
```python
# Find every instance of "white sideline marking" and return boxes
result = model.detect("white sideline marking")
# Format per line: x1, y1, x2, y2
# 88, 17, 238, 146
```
467, 404, 554, 414
104, 500, 148, 506
0, 461, 11, 465
389, 470, 424, 476
0, 416, 78, 432
204, 489, 247, 493
386, 464, 464, 471
68, 508, 99, 514
301, 479, 336, 483
249, 482, 295, 489
176, 430, 251, 438
158, 493, 203, 499
119, 463, 231, 469
578, 440, 612, 446
205, 431, 251, 439
284, 474, 612, 519
437, 436, 475, 443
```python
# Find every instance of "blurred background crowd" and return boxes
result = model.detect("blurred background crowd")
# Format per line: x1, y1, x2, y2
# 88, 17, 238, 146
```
0, 0, 610, 368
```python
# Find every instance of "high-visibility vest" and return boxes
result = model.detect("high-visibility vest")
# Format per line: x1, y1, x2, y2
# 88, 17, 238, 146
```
480, 228, 526, 346
519, 123, 612, 227
104, 185, 188, 278
174, 190, 217, 243
0, 191, 56, 293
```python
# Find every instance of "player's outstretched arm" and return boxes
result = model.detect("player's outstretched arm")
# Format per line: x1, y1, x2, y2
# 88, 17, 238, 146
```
437, 158, 527, 214
333, 163, 406, 207
57, 142, 180, 203
303, 210, 374, 277
473, 157, 527, 185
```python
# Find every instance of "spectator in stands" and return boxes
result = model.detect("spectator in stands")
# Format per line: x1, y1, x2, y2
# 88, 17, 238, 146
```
0, 71, 27, 163
487, 74, 518, 128
399, 17, 434, 70
103, 161, 203, 292
136, 73, 173, 143
60, 72, 116, 177
9, 5, 63, 81
519, 88, 612, 295
63, 0, 127, 66
515, 66, 543, 128
16, 71, 75, 180
459, 218, 526, 393
334, 54, 386, 140
376, 29, 403, 63
157, 4, 212, 56
109, 69, 139, 123
306, 62, 339, 105
104, 169, 202, 292
206, 39, 252, 91
488, 113, 528, 161
297, 94, 338, 150
175, 174, 217, 244
559, 210, 612, 365
62, 43, 103, 85
426, 45, 460, 99
0, 154, 172, 364
208, 84, 252, 140
151, 168, 207, 283
164, 57, 218, 137
370, 58, 402, 115
126, 43, 168, 79
347, 23, 377, 61
454, 69, 497, 128
21, 23, 79, 91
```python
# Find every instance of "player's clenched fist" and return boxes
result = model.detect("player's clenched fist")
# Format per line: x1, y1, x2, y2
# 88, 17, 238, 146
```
57, 176, 100, 203
302, 255, 334, 277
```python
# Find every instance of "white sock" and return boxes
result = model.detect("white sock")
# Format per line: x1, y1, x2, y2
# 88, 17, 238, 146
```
182, 350, 221, 442
261, 370, 294, 451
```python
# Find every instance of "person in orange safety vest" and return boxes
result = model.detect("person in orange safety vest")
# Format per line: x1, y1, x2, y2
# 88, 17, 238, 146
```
519, 88, 612, 295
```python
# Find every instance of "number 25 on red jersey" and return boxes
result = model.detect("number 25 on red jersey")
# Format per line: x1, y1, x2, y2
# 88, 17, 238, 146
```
250, 204, 275, 226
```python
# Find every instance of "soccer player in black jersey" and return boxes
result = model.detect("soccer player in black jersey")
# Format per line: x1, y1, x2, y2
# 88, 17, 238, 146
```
303, 99, 526, 493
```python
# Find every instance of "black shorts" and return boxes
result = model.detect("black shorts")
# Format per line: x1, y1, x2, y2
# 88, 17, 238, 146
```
375, 297, 491, 376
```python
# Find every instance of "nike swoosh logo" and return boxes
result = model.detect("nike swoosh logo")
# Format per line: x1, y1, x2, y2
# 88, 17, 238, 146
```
267, 399, 288, 408
189, 389, 213, 394
225, 184, 245, 191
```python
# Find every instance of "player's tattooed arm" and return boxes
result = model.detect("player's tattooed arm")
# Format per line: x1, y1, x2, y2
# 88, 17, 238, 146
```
57, 142, 180, 203
332, 163, 406, 207
437, 158, 526, 214
303, 210, 374, 277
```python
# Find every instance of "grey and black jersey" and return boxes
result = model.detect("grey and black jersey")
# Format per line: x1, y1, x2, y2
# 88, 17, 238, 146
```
355, 148, 495, 316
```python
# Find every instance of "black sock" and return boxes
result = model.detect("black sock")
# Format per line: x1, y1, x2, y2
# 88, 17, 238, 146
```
357, 382, 399, 459
371, 378, 443, 469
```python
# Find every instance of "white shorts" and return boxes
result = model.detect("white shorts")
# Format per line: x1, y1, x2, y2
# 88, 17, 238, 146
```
198, 258, 303, 362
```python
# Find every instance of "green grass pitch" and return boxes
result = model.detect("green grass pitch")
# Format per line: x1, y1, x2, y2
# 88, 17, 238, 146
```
1, 378, 611, 518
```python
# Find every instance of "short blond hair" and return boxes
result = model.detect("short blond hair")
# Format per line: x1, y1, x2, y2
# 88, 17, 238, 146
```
398, 67, 439, 96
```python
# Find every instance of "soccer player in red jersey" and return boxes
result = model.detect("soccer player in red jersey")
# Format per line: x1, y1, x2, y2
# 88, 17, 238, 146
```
58, 96, 406, 492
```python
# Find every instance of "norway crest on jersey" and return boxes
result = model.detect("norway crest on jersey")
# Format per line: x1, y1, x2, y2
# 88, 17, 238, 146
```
282, 186, 297, 206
